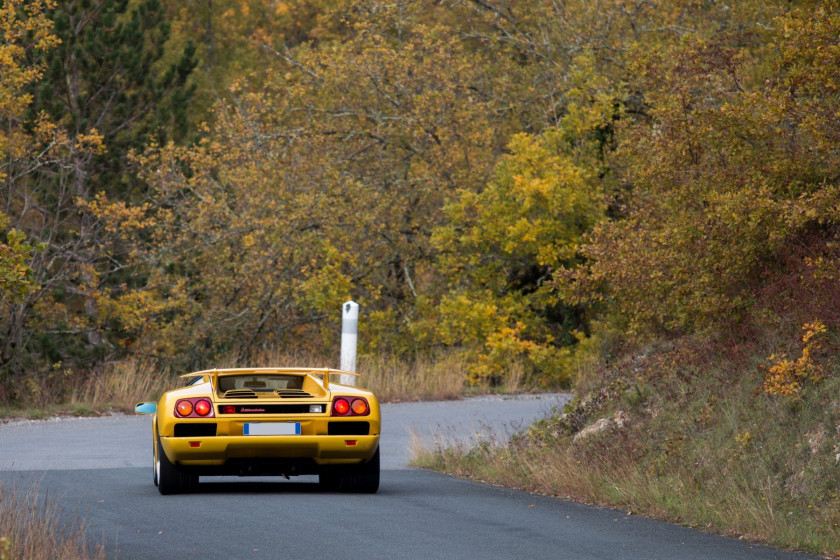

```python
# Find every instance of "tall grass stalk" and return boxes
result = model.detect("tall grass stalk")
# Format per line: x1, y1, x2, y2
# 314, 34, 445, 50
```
69, 359, 172, 411
0, 479, 104, 560
357, 353, 468, 401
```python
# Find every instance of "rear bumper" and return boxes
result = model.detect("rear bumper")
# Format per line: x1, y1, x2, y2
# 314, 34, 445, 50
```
160, 434, 379, 469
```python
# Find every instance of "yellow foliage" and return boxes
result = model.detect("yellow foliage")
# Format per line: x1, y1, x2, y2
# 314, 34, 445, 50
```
425, 52, 616, 384
80, 193, 156, 238
762, 321, 827, 397
0, 212, 43, 303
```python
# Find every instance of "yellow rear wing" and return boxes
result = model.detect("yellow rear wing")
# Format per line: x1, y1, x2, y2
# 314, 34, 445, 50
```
179, 367, 359, 390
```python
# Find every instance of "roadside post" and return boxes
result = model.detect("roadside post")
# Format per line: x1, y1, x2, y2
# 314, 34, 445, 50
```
339, 300, 358, 385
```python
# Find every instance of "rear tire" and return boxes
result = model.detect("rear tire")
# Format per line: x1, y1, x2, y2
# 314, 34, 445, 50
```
153, 436, 159, 487
157, 436, 198, 495
337, 447, 380, 493
318, 471, 340, 491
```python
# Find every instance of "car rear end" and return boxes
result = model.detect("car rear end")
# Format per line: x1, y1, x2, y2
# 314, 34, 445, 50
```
157, 369, 380, 479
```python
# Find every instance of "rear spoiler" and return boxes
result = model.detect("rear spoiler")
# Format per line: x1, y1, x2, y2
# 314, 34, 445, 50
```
179, 367, 359, 390
311, 368, 359, 390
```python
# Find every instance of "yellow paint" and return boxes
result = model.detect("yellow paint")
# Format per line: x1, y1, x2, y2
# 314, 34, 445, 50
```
140, 368, 380, 472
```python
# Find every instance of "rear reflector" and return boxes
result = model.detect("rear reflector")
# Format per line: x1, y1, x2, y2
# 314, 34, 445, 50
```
221, 405, 236, 414
345, 440, 357, 446
189, 441, 201, 448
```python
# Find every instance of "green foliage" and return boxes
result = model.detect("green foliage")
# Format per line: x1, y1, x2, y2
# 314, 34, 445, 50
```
31, 0, 198, 191
0, 0, 197, 385
425, 53, 616, 383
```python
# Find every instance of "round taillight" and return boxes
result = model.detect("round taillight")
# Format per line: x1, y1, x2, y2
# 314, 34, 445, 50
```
194, 399, 211, 416
333, 398, 350, 415
351, 399, 368, 415
176, 400, 193, 417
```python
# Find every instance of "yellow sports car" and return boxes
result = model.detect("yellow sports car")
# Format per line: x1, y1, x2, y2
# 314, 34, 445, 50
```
135, 368, 380, 495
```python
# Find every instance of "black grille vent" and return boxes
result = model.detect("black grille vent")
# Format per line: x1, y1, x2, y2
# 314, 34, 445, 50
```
274, 389, 314, 398
328, 421, 370, 436
223, 389, 258, 399
174, 423, 217, 437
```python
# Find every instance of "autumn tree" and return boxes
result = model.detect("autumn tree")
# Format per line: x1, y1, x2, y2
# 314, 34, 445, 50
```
85, 0, 792, 377
87, 3, 523, 364
424, 53, 616, 383
563, 1, 840, 339
0, 0, 197, 386
163, 0, 347, 116
0, 0, 63, 377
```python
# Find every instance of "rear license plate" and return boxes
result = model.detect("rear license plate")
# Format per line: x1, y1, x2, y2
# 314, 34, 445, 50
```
243, 422, 301, 436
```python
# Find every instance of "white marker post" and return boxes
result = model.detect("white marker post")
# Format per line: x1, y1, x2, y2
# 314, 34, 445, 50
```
339, 301, 358, 385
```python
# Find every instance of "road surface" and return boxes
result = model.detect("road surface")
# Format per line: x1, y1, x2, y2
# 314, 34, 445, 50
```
0, 394, 815, 559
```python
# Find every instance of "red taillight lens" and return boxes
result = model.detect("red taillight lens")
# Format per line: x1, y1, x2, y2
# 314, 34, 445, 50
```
176, 400, 193, 417
221, 405, 236, 414
351, 399, 368, 415
194, 399, 211, 416
333, 398, 350, 415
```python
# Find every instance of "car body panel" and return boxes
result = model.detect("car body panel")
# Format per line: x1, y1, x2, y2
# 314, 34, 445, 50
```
137, 368, 380, 486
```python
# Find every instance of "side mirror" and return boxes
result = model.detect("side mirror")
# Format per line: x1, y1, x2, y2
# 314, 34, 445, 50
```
135, 402, 157, 414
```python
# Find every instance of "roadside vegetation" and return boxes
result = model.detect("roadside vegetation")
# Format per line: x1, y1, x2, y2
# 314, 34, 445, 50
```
415, 333, 840, 556
410, 1, 840, 554
0, 350, 496, 419
0, 480, 104, 560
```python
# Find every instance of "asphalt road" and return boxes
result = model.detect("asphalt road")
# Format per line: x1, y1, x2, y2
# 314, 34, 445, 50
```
0, 394, 817, 560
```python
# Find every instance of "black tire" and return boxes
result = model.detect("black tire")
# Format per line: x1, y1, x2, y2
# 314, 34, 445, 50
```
338, 447, 380, 493
318, 471, 340, 491
153, 435, 159, 487
157, 436, 198, 495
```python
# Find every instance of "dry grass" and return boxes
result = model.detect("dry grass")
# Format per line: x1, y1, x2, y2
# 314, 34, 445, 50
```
225, 347, 481, 401
68, 359, 173, 411
0, 359, 175, 419
0, 479, 104, 560
199, 347, 473, 401
0, 348, 530, 419
356, 352, 469, 402
414, 435, 840, 556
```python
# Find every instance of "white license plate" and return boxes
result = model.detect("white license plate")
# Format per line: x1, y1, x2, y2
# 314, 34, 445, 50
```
243, 422, 301, 436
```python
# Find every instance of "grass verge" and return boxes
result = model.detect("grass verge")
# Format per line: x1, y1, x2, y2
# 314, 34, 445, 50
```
413, 336, 840, 558
0, 349, 532, 419
0, 479, 104, 560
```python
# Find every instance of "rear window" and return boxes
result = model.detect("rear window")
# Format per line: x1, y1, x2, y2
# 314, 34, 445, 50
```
217, 375, 303, 393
